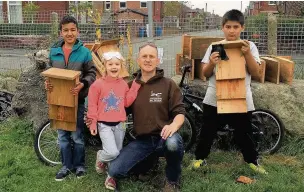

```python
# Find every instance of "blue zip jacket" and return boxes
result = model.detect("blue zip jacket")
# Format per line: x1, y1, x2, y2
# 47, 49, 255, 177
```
49, 39, 96, 103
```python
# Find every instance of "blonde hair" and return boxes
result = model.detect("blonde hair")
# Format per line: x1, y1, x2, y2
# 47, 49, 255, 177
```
101, 52, 126, 76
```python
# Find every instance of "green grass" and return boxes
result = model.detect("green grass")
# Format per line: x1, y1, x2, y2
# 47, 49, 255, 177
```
1, 118, 304, 192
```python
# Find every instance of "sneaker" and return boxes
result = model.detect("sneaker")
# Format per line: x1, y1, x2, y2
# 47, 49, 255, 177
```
188, 159, 207, 169
105, 176, 116, 191
76, 167, 86, 179
96, 159, 107, 175
248, 163, 268, 174
163, 180, 180, 192
55, 167, 71, 181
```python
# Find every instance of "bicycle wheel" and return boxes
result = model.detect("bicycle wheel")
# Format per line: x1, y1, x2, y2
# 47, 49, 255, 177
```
252, 109, 285, 154
178, 113, 196, 151
34, 121, 61, 166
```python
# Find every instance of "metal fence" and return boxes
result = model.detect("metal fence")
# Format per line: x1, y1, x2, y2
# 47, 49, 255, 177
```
0, 10, 303, 79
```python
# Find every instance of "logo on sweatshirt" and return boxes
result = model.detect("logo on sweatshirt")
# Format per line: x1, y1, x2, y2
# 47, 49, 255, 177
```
150, 91, 162, 103
102, 89, 123, 112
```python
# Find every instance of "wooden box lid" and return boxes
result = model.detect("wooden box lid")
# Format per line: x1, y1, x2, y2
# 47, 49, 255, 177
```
41, 68, 81, 80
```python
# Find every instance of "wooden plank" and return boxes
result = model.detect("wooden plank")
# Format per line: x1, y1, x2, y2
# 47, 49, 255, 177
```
47, 77, 77, 107
49, 105, 76, 122
194, 59, 206, 81
252, 59, 266, 83
217, 99, 247, 114
83, 43, 95, 50
41, 68, 80, 80
51, 120, 76, 131
91, 52, 105, 77
216, 48, 246, 80
261, 57, 280, 84
277, 56, 292, 60
216, 79, 246, 100
212, 40, 244, 49
274, 56, 295, 85
182, 35, 192, 56
175, 53, 182, 75
190, 37, 225, 59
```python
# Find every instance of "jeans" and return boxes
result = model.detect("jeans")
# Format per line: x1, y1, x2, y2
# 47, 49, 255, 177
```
57, 103, 85, 170
108, 132, 184, 183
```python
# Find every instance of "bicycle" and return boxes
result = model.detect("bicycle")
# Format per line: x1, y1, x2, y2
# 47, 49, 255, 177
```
178, 64, 285, 155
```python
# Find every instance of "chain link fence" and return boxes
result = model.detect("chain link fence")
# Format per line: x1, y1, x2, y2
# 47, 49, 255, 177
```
0, 10, 303, 79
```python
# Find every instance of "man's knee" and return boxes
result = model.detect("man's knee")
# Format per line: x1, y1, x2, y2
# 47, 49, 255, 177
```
108, 158, 125, 178
165, 133, 183, 152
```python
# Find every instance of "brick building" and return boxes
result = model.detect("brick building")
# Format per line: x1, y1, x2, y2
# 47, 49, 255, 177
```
247, 1, 278, 16
0, 1, 69, 23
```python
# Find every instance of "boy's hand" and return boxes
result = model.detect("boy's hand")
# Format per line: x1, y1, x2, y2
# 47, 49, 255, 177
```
161, 122, 179, 140
70, 82, 84, 95
241, 40, 251, 55
44, 79, 53, 92
209, 52, 220, 66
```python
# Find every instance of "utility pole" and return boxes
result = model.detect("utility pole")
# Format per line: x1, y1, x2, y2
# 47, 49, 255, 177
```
241, 1, 243, 12
147, 1, 153, 38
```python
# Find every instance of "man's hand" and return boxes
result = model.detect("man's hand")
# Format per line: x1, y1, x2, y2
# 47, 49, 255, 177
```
161, 122, 179, 140
44, 79, 53, 92
70, 82, 84, 96
209, 52, 220, 66
241, 40, 251, 56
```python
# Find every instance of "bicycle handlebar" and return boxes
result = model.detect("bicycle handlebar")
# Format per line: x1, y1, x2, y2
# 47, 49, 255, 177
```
179, 64, 192, 88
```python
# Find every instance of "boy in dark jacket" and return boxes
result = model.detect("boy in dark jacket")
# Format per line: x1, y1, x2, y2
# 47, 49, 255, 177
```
45, 15, 96, 181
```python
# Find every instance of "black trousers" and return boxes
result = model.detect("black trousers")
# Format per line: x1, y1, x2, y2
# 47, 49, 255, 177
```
195, 104, 258, 164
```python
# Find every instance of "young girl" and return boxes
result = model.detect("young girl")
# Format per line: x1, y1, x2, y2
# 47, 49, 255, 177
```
86, 51, 140, 190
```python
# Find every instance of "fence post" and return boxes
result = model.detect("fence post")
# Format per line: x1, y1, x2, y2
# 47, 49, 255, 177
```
50, 12, 59, 45
268, 13, 277, 55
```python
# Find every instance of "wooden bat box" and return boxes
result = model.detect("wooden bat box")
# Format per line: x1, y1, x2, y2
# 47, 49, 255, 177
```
213, 40, 247, 114
41, 68, 81, 131
85, 39, 129, 79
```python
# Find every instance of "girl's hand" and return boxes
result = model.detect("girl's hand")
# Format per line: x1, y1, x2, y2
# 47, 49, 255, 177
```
90, 129, 97, 136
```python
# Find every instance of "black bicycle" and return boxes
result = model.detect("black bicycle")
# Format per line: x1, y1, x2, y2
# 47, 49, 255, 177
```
179, 64, 284, 154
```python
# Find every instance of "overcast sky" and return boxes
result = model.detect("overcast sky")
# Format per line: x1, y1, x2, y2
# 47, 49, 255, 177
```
188, 0, 250, 16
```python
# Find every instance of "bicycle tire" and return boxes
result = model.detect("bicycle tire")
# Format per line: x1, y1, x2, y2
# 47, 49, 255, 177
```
252, 109, 285, 154
34, 121, 61, 166
179, 113, 196, 151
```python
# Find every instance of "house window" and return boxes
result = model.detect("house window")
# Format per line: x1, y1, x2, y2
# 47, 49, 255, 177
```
120, 1, 126, 9
105, 1, 111, 10
269, 1, 277, 5
8, 1, 23, 23
140, 1, 147, 8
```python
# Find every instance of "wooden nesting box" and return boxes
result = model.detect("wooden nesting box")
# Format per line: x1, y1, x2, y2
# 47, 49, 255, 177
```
182, 35, 224, 59
84, 39, 129, 79
213, 40, 247, 114
41, 68, 81, 131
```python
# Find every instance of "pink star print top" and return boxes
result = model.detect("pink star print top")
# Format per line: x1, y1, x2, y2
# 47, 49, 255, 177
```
87, 76, 141, 131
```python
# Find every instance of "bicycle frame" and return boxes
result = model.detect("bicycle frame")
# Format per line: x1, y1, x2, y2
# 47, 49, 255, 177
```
179, 64, 204, 113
